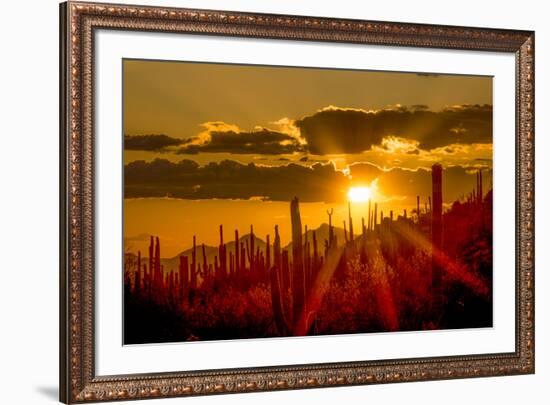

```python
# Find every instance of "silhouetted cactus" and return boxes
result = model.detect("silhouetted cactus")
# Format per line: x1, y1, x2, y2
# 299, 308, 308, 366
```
270, 257, 289, 335
367, 200, 372, 232
343, 220, 348, 244
273, 225, 281, 270
190, 236, 197, 289
250, 226, 255, 273
148, 236, 154, 292
240, 242, 246, 274
219, 225, 227, 277
290, 197, 306, 334
348, 202, 354, 242
269, 225, 289, 335
234, 229, 239, 275
327, 208, 334, 247
312, 231, 318, 280
282, 249, 290, 296
432, 163, 443, 292
266, 234, 271, 273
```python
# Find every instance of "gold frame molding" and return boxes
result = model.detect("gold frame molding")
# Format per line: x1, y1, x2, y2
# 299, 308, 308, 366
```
59, 1, 535, 403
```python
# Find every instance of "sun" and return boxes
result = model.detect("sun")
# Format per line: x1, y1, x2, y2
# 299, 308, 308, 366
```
348, 186, 372, 203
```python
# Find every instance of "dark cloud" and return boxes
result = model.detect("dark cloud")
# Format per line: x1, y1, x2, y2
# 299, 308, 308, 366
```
126, 158, 490, 204
295, 108, 386, 155
125, 105, 492, 156
177, 129, 303, 155
125, 158, 347, 202
295, 105, 492, 154
124, 134, 183, 151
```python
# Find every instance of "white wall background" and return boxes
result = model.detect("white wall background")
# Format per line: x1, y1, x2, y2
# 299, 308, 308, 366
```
0, 0, 546, 404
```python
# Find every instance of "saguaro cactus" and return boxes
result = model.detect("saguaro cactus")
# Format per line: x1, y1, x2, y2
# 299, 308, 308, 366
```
290, 197, 306, 334
273, 225, 281, 270
367, 200, 372, 231
312, 231, 319, 280
218, 225, 227, 277
348, 202, 354, 242
265, 234, 271, 273
476, 169, 483, 204
327, 208, 334, 247
190, 236, 197, 289
154, 237, 161, 290
234, 229, 239, 275
202, 243, 208, 280
343, 220, 348, 244
247, 225, 255, 274
270, 262, 288, 335
269, 225, 289, 335
148, 236, 154, 290
240, 242, 246, 274
432, 163, 443, 291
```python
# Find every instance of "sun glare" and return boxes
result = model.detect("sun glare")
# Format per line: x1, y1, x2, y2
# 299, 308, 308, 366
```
348, 186, 372, 203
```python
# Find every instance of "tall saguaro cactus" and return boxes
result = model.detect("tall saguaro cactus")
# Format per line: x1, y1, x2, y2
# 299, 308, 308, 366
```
431, 163, 443, 291
367, 200, 372, 232
327, 208, 334, 248
273, 225, 281, 270
190, 236, 197, 289
290, 197, 306, 334
265, 234, 271, 273
202, 243, 208, 280
270, 225, 288, 335
154, 237, 161, 290
218, 225, 227, 277
248, 225, 255, 274
234, 229, 240, 275
148, 236, 154, 291
348, 202, 354, 242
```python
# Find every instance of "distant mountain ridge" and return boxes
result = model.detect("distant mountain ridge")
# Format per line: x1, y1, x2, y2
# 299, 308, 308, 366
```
152, 223, 347, 273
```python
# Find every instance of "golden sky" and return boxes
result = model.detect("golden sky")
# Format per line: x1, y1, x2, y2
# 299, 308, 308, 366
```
124, 59, 491, 138
123, 59, 493, 257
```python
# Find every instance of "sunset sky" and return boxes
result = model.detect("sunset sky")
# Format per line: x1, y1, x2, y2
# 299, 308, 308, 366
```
123, 59, 493, 257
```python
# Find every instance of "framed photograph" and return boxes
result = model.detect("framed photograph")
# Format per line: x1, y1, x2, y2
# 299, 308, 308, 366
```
60, 1, 535, 402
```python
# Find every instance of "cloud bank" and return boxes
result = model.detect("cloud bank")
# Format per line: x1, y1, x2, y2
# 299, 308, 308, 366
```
124, 134, 183, 151
125, 158, 347, 202
295, 104, 492, 153
124, 104, 492, 156
125, 158, 489, 203
177, 128, 303, 155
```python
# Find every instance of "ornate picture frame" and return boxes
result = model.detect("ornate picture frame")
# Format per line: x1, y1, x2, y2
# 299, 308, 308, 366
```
60, 1, 535, 402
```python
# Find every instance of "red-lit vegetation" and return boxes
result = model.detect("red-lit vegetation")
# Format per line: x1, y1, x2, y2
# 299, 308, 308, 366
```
124, 166, 492, 344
